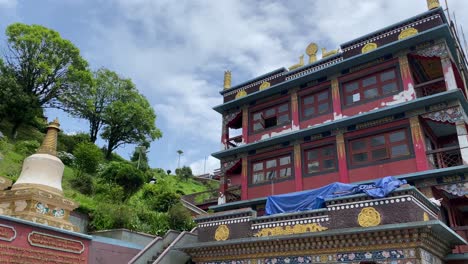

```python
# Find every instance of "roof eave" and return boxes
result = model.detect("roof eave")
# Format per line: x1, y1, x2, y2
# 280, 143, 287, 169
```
213, 24, 451, 114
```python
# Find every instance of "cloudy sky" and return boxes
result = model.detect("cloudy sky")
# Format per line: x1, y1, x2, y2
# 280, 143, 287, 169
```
1, 0, 467, 174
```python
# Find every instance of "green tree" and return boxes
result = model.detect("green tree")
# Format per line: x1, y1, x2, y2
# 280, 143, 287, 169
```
175, 166, 193, 181
100, 162, 145, 199
1, 23, 91, 135
0, 63, 43, 137
73, 142, 103, 176
59, 69, 127, 143
3, 23, 91, 106
142, 184, 180, 212
101, 87, 161, 159
176, 149, 183, 168
131, 144, 150, 171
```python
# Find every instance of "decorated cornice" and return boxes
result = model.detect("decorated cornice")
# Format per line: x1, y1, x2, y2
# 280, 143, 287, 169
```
182, 222, 455, 262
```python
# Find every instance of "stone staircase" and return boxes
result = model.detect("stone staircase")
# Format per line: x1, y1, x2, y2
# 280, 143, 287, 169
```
128, 228, 197, 264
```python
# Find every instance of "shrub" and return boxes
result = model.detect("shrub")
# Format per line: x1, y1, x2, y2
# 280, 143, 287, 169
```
175, 166, 193, 181
73, 142, 103, 175
90, 203, 135, 231
100, 162, 145, 199
57, 151, 75, 166
142, 184, 180, 212
94, 182, 125, 203
57, 132, 90, 153
167, 203, 195, 231
69, 173, 94, 195
14, 140, 40, 156
134, 209, 170, 236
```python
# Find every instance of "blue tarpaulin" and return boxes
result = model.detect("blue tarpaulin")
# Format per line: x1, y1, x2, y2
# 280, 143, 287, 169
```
265, 176, 407, 215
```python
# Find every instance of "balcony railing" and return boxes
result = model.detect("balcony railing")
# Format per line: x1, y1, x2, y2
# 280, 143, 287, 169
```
426, 146, 462, 169
414, 77, 446, 98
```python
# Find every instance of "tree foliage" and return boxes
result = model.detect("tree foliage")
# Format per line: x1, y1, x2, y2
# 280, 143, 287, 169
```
73, 142, 103, 176
101, 85, 161, 159
0, 63, 43, 137
3, 23, 91, 107
100, 162, 145, 199
59, 68, 125, 143
167, 203, 195, 231
142, 184, 180, 212
176, 166, 193, 181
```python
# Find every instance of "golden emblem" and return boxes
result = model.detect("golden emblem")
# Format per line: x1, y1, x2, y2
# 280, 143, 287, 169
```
259, 81, 271, 90
306, 42, 318, 63
288, 55, 305, 70
321, 47, 339, 58
214, 224, 230, 241
361, 43, 378, 54
423, 212, 429, 221
426, 0, 440, 10
398, 27, 418, 40
358, 207, 381, 227
235, 90, 247, 99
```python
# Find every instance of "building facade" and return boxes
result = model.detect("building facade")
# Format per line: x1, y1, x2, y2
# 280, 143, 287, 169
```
194, 2, 468, 263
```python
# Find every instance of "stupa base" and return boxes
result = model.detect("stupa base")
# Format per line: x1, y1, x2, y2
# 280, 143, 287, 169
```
0, 187, 79, 232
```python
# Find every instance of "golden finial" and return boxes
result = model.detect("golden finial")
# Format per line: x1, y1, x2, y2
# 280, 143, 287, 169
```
306, 43, 318, 64
36, 118, 61, 156
223, 71, 232, 90
426, 0, 440, 10
288, 55, 305, 70
321, 48, 339, 58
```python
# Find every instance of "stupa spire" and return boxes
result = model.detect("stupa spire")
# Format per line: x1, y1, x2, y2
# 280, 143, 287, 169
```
36, 118, 60, 156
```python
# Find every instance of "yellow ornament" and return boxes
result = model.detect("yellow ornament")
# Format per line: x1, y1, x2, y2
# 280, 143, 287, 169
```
214, 224, 230, 241
358, 207, 381, 227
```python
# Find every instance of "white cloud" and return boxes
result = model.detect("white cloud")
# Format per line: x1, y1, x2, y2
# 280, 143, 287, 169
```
189, 156, 220, 175
74, 0, 468, 169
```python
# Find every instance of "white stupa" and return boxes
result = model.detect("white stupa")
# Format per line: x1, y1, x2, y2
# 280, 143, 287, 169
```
0, 118, 79, 231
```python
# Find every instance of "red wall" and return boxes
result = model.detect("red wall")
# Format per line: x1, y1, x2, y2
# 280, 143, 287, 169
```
299, 113, 334, 129
348, 158, 417, 182
342, 94, 397, 117
303, 172, 340, 190
0, 217, 90, 263
228, 173, 242, 186
248, 124, 293, 143
247, 179, 295, 199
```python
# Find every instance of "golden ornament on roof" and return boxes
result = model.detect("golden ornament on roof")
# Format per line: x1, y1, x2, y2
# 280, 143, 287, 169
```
398, 27, 418, 40
306, 42, 318, 64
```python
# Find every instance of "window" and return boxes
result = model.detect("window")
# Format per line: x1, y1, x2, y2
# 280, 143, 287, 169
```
304, 144, 336, 174
343, 68, 400, 106
251, 103, 290, 132
251, 154, 292, 184
301, 89, 331, 119
349, 129, 411, 166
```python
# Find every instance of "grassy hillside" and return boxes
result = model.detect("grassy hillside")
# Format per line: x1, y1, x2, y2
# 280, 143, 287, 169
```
0, 122, 218, 235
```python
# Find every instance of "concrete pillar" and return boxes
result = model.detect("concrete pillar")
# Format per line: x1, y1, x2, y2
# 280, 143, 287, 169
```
441, 57, 458, 90
456, 121, 468, 165
409, 116, 429, 171
293, 142, 303, 191
398, 54, 416, 99
336, 131, 349, 183
331, 78, 343, 120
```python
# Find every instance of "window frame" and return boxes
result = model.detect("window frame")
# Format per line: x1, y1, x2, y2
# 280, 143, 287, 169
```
302, 143, 338, 177
300, 88, 332, 121
339, 60, 402, 108
249, 153, 294, 185
250, 101, 291, 134
347, 127, 413, 168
